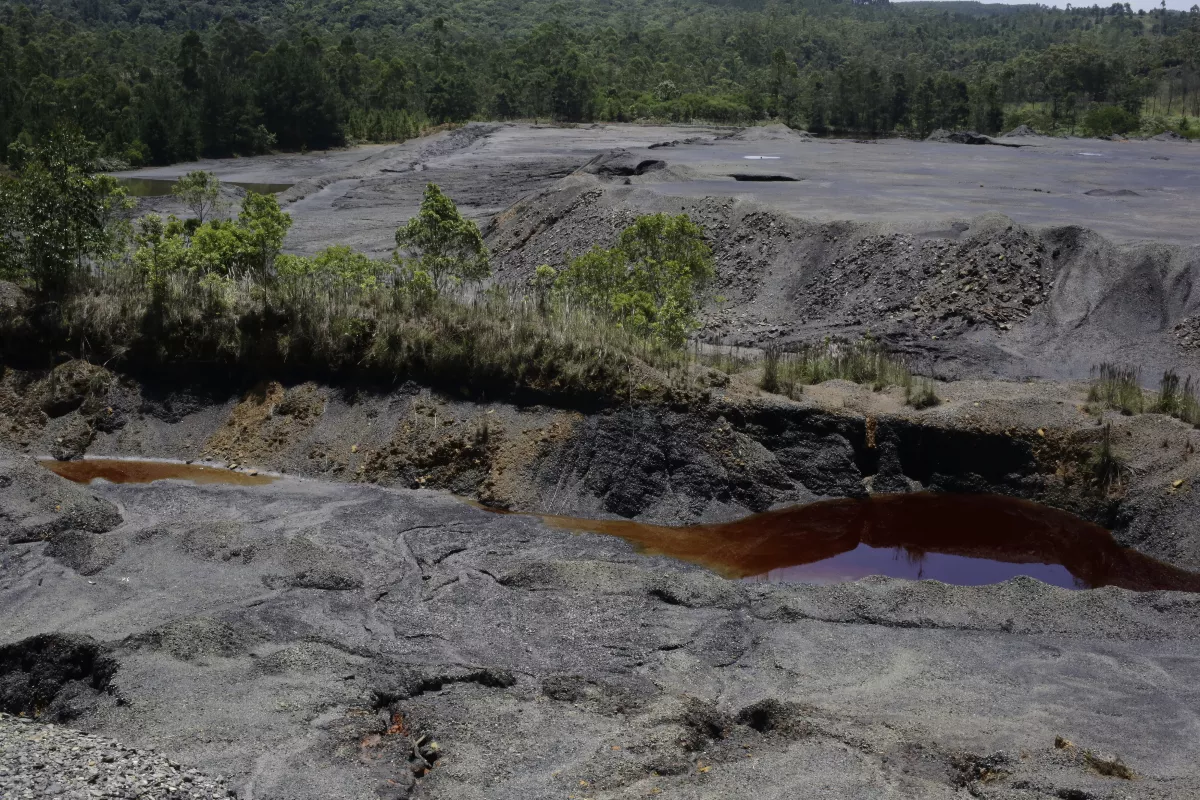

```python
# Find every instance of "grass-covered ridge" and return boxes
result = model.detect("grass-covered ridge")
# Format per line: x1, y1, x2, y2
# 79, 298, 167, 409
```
0, 134, 953, 408
0, 137, 711, 403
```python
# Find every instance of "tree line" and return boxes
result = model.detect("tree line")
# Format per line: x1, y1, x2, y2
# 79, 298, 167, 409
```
2, 0, 1199, 166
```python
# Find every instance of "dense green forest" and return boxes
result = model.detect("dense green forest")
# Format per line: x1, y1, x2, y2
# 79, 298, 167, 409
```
1, 0, 1198, 166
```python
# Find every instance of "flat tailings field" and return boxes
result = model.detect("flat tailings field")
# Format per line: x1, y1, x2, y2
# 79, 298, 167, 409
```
122, 123, 1200, 252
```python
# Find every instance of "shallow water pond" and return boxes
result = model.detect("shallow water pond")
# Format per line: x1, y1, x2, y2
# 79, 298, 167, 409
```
42, 458, 276, 487
538, 493, 1200, 592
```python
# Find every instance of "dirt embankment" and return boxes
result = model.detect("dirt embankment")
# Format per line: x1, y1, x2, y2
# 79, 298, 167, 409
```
484, 174, 1200, 381
4, 360, 1199, 570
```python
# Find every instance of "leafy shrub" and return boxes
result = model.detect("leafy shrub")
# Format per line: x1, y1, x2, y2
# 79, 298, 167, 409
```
1088, 363, 1144, 415
556, 213, 714, 346
277, 245, 390, 289
131, 192, 293, 284
1082, 105, 1139, 137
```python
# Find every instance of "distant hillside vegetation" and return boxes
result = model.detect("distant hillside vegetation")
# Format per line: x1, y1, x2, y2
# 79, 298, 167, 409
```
1, 0, 1197, 165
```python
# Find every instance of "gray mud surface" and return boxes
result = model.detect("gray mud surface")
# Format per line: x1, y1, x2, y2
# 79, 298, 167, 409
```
3, 457, 1198, 799
16, 123, 1199, 798
120, 123, 1200, 380
119, 122, 1200, 251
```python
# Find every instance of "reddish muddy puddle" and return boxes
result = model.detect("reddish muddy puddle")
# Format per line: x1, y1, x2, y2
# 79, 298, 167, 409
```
536, 493, 1200, 593
39, 459, 1200, 592
41, 458, 277, 487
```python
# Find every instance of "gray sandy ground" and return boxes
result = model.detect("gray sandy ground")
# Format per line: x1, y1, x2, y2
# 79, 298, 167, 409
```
2, 457, 1197, 799
26, 124, 1197, 797
116, 124, 1200, 383
119, 124, 732, 258
118, 123, 1199, 254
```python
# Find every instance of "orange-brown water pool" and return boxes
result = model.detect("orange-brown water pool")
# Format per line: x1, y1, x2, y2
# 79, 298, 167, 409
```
534, 493, 1200, 592
41, 458, 277, 487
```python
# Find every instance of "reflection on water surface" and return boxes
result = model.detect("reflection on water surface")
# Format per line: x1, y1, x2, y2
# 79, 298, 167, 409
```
537, 493, 1200, 592
42, 458, 276, 487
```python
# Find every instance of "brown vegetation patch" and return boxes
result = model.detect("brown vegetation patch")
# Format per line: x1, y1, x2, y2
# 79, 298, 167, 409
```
204, 382, 326, 463
359, 399, 499, 493
0, 362, 116, 451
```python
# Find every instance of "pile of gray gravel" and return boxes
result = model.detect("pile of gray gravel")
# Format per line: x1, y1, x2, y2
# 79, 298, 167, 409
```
0, 713, 233, 799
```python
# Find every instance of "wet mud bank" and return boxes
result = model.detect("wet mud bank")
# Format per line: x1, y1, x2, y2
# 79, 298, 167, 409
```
41, 457, 278, 486
49, 457, 1197, 592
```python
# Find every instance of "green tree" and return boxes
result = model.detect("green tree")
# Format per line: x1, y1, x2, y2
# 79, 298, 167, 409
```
556, 213, 714, 346
913, 76, 936, 136
277, 244, 388, 288
889, 72, 910, 130
171, 170, 226, 224
0, 129, 129, 295
395, 183, 490, 293
255, 37, 344, 151
1082, 104, 1140, 135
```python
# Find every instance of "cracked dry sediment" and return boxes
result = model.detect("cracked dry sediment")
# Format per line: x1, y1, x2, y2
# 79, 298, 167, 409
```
2, 458, 1198, 799
0, 712, 235, 799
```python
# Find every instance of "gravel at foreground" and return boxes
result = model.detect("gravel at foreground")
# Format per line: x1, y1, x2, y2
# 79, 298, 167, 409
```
0, 713, 233, 799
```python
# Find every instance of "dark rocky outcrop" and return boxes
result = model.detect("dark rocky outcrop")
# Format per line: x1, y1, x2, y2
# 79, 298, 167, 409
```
0, 634, 118, 721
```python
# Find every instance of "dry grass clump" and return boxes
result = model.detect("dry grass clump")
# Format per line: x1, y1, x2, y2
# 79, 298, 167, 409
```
1083, 751, 1136, 780
757, 337, 937, 407
904, 375, 940, 409
692, 341, 759, 375
1088, 363, 1145, 415
26, 269, 692, 403
1054, 736, 1136, 780
1087, 364, 1199, 427
1153, 369, 1200, 426
1090, 422, 1129, 494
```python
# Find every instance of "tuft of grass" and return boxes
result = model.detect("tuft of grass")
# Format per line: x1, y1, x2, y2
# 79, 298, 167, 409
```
905, 375, 940, 409
1091, 422, 1128, 494
1088, 363, 1145, 415
4, 266, 698, 405
757, 337, 914, 399
692, 340, 759, 376
1154, 369, 1200, 426
760, 344, 783, 395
